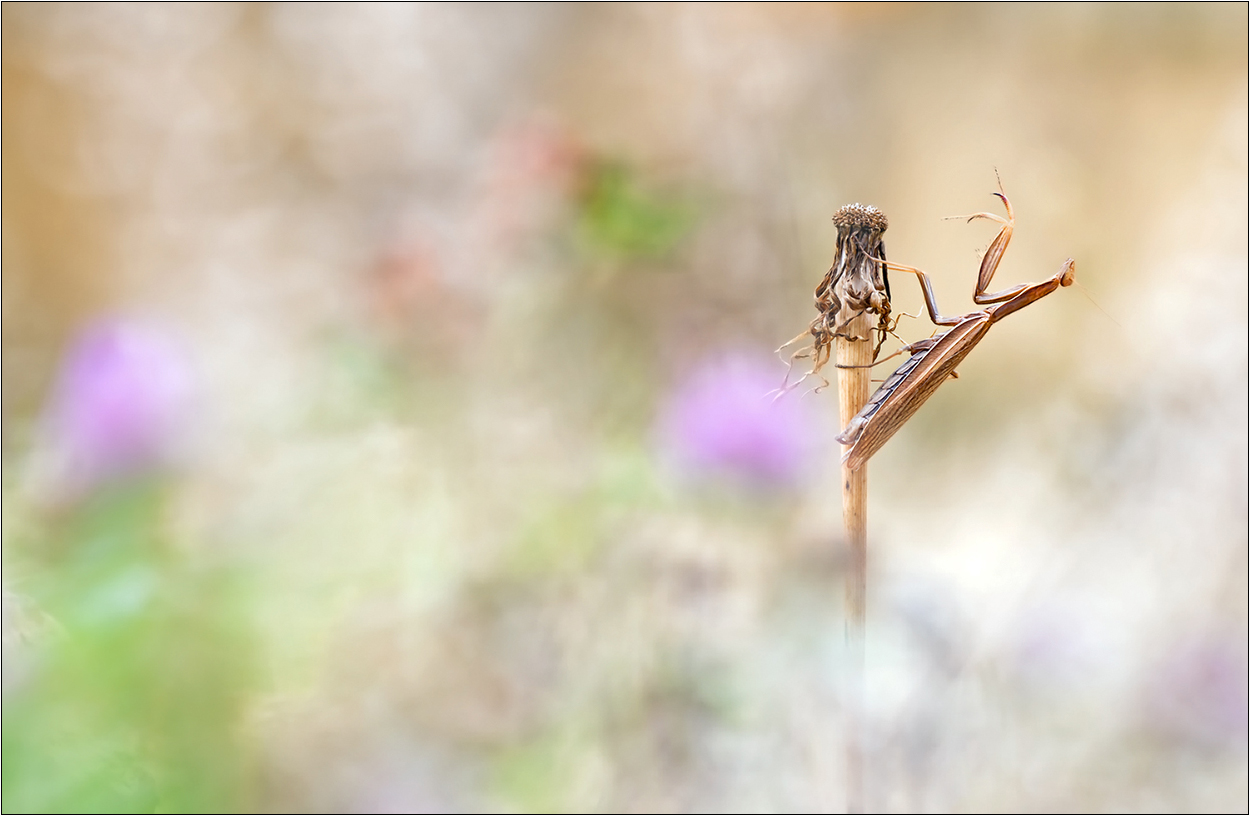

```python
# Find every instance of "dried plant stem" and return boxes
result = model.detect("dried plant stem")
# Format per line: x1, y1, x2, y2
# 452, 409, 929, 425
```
837, 316, 874, 814
780, 202, 887, 812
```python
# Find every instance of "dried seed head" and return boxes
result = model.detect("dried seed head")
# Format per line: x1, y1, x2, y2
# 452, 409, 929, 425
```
833, 203, 888, 233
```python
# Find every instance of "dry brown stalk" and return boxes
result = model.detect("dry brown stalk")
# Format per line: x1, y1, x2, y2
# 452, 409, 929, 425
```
775, 203, 891, 812
829, 204, 890, 814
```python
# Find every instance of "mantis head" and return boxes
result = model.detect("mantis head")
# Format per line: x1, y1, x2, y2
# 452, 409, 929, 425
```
1059, 259, 1076, 287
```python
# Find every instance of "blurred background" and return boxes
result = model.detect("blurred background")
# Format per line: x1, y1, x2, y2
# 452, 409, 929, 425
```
3, 4, 1246, 812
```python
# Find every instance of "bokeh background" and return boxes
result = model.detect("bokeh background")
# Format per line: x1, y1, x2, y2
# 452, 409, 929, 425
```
3, 4, 1246, 813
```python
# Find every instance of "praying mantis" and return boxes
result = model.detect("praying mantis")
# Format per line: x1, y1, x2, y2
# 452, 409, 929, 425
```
835, 185, 1075, 471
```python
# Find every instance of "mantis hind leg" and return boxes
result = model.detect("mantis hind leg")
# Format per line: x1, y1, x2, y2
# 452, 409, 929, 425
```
836, 334, 939, 370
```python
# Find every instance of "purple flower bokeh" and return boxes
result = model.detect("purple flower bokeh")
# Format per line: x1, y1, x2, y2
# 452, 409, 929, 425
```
658, 352, 819, 488
40, 317, 195, 498
1144, 634, 1249, 749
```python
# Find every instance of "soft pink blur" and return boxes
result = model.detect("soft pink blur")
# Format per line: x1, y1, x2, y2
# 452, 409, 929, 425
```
38, 317, 194, 499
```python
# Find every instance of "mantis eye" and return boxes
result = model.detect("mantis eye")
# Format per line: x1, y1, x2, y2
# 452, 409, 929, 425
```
1059, 260, 1076, 287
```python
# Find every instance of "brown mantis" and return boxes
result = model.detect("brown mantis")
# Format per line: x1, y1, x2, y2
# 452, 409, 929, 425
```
775, 203, 899, 395
835, 186, 1075, 472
